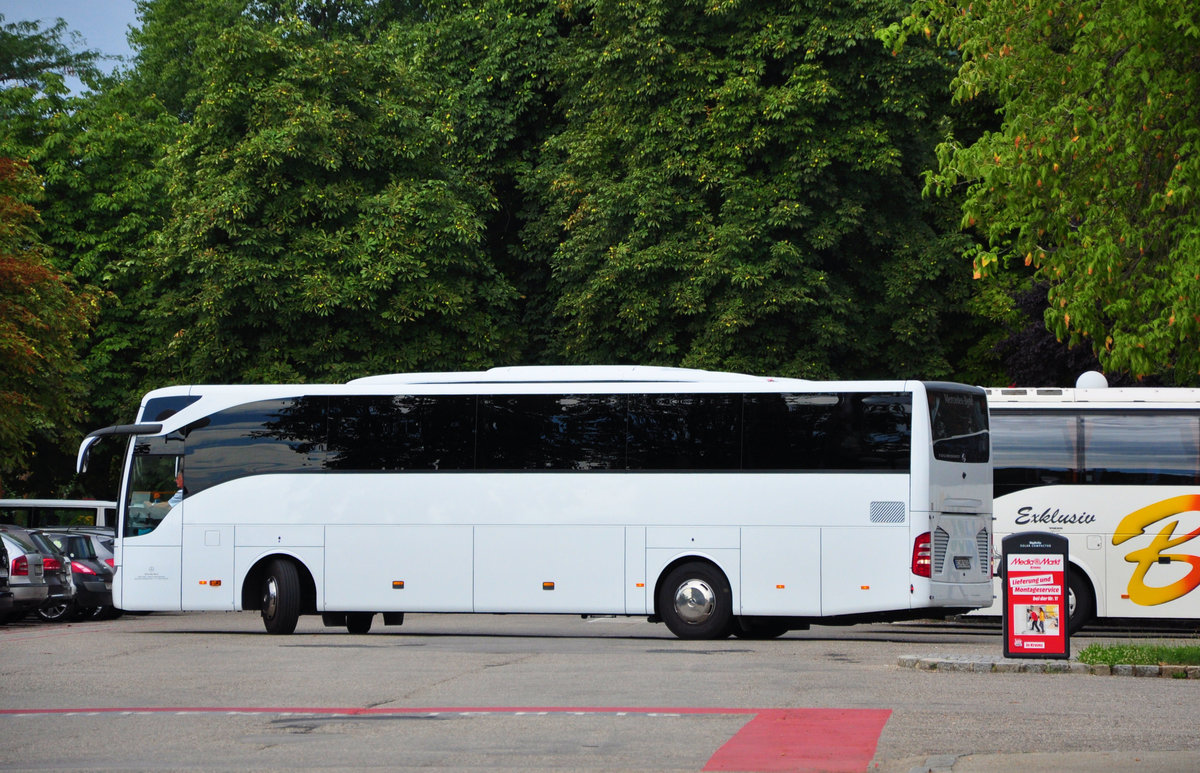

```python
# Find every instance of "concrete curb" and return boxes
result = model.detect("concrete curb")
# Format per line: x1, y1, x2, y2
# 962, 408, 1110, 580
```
898, 654, 1200, 677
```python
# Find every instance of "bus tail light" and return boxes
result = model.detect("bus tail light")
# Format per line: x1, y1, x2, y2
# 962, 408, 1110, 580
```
12, 556, 28, 576
912, 532, 932, 578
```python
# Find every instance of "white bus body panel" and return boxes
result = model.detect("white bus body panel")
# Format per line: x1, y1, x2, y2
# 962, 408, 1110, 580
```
740, 527, 822, 615
474, 525, 625, 613
181, 523, 234, 609
325, 525, 473, 612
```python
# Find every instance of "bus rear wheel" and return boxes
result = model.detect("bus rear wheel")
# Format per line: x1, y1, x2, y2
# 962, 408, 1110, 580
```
346, 612, 374, 634
261, 559, 301, 635
1067, 567, 1094, 635
658, 562, 734, 640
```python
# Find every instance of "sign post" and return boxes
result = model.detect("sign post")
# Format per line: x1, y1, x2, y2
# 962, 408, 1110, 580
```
1002, 532, 1069, 659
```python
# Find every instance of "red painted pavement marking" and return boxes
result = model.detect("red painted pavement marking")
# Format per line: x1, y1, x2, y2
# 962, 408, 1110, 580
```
705, 708, 892, 772
0, 706, 892, 771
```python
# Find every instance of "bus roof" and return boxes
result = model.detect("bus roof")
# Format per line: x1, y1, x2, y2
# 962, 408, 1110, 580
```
348, 365, 773, 385
985, 386, 1200, 406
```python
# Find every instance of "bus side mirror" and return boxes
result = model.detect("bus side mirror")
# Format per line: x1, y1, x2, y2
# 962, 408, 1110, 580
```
75, 423, 166, 474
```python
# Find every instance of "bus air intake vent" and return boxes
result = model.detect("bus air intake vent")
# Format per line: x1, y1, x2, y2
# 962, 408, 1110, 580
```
869, 501, 906, 524
932, 527, 950, 574
976, 528, 990, 572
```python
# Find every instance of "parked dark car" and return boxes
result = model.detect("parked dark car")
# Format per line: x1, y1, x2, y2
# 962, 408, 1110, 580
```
53, 527, 115, 570
0, 525, 50, 622
24, 529, 77, 622
38, 531, 118, 619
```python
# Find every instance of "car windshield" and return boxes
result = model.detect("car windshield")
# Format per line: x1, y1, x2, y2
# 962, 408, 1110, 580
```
45, 533, 98, 560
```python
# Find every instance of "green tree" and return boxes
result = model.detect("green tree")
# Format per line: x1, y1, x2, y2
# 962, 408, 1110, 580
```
0, 158, 92, 493
524, 0, 980, 379
144, 10, 524, 384
128, 0, 247, 120
32, 81, 180, 422
412, 1, 568, 353
0, 14, 100, 149
886, 0, 1200, 382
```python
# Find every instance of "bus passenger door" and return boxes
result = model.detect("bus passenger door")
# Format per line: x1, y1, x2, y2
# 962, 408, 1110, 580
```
182, 521, 235, 609
117, 445, 185, 612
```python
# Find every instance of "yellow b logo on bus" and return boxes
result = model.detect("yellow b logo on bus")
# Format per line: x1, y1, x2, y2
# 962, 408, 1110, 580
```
1113, 495, 1200, 606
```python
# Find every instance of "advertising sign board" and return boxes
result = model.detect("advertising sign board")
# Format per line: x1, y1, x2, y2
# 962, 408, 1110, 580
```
1002, 532, 1069, 659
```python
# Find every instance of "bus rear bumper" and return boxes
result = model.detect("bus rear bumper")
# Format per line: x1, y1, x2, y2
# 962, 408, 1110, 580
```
929, 580, 993, 609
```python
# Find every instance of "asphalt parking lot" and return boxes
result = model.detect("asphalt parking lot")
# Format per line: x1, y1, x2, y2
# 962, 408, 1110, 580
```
2, 612, 1198, 771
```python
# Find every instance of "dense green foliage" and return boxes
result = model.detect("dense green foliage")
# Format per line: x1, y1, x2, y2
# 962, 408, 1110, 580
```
886, 0, 1200, 381
5, 0, 1189, 494
143, 10, 524, 384
528, 0, 979, 378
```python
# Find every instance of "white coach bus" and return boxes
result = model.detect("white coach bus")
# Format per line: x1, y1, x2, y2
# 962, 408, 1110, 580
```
77, 366, 993, 638
988, 382, 1200, 633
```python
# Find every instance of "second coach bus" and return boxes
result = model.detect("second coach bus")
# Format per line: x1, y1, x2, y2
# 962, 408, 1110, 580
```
988, 381, 1200, 632
77, 366, 993, 638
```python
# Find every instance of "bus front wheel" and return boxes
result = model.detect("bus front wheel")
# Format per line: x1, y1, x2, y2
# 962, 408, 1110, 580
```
658, 562, 734, 640
261, 559, 301, 635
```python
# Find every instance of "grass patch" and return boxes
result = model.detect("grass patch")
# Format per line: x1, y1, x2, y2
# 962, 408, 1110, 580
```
1077, 642, 1200, 666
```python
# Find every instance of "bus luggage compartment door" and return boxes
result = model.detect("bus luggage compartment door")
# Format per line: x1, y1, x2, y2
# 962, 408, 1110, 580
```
182, 524, 235, 610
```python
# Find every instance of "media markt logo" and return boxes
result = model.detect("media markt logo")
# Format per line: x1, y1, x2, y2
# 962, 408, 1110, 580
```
1113, 495, 1200, 606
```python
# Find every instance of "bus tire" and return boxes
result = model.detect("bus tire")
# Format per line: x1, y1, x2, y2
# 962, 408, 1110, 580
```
346, 612, 374, 634
1067, 567, 1094, 635
658, 562, 734, 640
261, 559, 301, 635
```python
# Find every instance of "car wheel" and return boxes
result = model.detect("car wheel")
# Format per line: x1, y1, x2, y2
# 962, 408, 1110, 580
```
37, 599, 76, 623
90, 606, 123, 620
261, 559, 301, 635
657, 562, 734, 640
72, 606, 99, 621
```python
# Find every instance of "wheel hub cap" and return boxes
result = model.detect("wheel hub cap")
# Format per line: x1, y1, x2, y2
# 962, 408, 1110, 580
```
263, 577, 278, 619
673, 579, 716, 624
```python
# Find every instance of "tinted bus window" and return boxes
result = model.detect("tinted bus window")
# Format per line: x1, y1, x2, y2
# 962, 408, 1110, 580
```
1081, 412, 1199, 485
991, 411, 1078, 496
184, 398, 327, 495
327, 395, 475, 471
744, 392, 911, 471
140, 395, 201, 422
477, 394, 625, 470
627, 394, 741, 470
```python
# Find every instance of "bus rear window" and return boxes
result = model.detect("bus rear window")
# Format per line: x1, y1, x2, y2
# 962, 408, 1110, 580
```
927, 388, 989, 463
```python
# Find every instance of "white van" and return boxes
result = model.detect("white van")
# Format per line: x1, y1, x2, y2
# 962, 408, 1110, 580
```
0, 499, 117, 529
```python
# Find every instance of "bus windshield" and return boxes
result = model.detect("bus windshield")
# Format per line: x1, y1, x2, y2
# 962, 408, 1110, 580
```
927, 387, 989, 463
